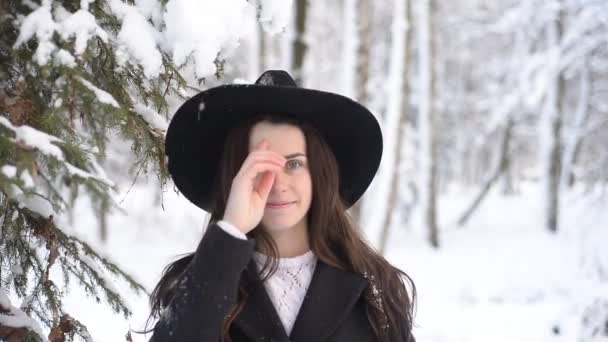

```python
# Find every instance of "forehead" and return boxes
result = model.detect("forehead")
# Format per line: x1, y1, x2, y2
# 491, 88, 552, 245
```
249, 121, 306, 154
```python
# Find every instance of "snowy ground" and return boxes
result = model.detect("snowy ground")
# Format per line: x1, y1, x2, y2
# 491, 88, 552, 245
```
388, 183, 608, 342
17, 181, 608, 342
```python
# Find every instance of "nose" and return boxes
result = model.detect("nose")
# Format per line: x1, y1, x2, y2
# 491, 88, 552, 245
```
270, 169, 288, 193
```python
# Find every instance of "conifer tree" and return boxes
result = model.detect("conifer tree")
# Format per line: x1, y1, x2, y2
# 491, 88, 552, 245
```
0, 1, 221, 340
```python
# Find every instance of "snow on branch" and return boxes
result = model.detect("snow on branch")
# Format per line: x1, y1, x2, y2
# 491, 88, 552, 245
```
109, 0, 163, 78
163, 0, 261, 78
132, 102, 169, 134
13, 0, 56, 65
0, 117, 114, 187
0, 116, 63, 159
14, 0, 273, 83
58, 7, 109, 55
77, 78, 120, 108
14, 0, 109, 65
0, 289, 47, 342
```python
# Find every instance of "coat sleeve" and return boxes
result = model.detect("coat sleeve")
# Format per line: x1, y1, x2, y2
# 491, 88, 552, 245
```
149, 223, 255, 342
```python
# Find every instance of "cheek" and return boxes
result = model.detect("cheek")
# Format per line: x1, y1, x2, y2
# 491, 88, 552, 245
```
297, 173, 313, 205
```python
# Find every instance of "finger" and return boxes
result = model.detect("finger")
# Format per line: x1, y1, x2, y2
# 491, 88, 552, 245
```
240, 162, 283, 182
249, 150, 287, 160
240, 153, 285, 173
255, 170, 276, 199
247, 150, 287, 162
253, 139, 270, 151
250, 154, 286, 168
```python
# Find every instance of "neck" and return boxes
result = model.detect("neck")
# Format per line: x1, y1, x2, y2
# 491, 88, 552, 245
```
258, 219, 310, 258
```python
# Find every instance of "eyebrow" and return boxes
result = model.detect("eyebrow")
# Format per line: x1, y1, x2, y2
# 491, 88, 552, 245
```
285, 153, 307, 159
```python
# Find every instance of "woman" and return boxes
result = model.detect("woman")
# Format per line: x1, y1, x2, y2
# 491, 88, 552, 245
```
147, 70, 416, 342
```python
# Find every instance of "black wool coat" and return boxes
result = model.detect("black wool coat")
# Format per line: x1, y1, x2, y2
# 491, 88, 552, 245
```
149, 224, 415, 342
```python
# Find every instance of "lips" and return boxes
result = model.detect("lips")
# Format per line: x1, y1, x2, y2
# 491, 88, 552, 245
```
266, 201, 295, 209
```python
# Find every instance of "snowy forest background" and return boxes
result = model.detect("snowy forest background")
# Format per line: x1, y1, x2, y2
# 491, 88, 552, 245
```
1, 0, 608, 341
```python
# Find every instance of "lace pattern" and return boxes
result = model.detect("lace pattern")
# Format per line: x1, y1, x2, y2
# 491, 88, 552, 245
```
252, 250, 317, 335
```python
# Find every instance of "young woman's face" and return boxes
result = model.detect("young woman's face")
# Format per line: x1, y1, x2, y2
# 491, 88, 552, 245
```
249, 121, 313, 234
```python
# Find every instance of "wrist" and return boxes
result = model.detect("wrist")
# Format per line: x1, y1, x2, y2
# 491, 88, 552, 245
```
217, 220, 248, 240
221, 216, 247, 233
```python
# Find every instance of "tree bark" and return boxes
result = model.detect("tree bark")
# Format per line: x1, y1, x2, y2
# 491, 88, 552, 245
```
248, 10, 261, 81
292, 0, 308, 84
259, 22, 267, 73
355, 0, 372, 104
347, 0, 371, 226
341, 0, 358, 98
379, 0, 411, 255
560, 62, 590, 189
541, 6, 564, 233
458, 119, 514, 226
417, 0, 439, 248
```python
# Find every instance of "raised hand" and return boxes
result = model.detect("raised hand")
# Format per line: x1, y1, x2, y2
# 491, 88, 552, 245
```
222, 140, 286, 234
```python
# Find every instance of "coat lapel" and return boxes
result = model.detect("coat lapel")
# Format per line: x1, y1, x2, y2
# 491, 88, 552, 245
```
289, 260, 368, 342
233, 262, 290, 342
233, 259, 368, 342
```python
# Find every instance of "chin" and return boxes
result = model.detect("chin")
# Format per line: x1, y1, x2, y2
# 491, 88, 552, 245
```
261, 216, 305, 233
262, 221, 296, 233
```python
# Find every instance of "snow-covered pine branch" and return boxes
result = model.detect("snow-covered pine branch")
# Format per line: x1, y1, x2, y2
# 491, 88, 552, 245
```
1, 0, 263, 339
0, 289, 47, 342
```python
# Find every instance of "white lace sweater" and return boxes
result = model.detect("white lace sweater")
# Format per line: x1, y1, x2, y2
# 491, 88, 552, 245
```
216, 220, 318, 335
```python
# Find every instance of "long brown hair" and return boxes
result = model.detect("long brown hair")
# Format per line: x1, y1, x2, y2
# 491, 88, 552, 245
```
144, 115, 416, 341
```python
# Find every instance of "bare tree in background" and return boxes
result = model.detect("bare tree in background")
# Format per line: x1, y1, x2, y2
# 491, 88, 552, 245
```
458, 119, 514, 226
348, 0, 372, 224
560, 61, 590, 189
417, 0, 439, 248
341, 0, 358, 99
355, 0, 372, 104
292, 0, 308, 84
541, 4, 565, 233
378, 0, 411, 255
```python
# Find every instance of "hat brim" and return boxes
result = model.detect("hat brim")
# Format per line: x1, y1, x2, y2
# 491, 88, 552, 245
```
165, 84, 383, 212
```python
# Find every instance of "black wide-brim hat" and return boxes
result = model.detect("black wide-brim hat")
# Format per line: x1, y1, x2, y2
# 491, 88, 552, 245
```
165, 70, 383, 212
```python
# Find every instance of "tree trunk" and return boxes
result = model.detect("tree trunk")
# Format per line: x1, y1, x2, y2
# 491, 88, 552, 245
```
500, 154, 516, 195
247, 10, 261, 81
561, 62, 590, 189
378, 0, 410, 255
292, 0, 308, 84
341, 0, 358, 98
279, 2, 295, 72
541, 7, 564, 233
347, 0, 372, 226
355, 0, 372, 103
417, 0, 439, 248
259, 21, 267, 73
458, 119, 514, 226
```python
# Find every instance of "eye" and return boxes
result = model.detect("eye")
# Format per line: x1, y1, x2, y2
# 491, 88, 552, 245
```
286, 159, 303, 170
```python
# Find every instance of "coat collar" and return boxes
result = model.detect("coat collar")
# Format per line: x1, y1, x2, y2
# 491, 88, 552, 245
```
233, 258, 368, 342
